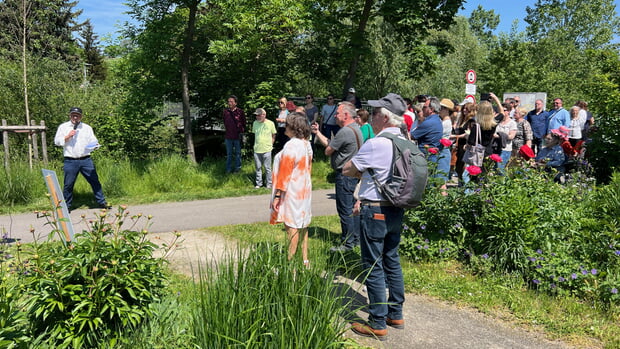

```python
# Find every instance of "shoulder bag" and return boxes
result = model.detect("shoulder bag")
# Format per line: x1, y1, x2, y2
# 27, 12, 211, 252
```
463, 122, 485, 167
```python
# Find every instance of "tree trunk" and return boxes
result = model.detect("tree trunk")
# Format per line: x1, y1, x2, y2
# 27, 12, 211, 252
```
343, 0, 374, 96
181, 0, 201, 163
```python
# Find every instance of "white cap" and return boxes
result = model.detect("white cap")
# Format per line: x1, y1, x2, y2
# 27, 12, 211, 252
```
348, 87, 356, 93
459, 96, 474, 105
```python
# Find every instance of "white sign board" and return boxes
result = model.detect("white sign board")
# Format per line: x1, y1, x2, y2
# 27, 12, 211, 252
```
465, 84, 477, 95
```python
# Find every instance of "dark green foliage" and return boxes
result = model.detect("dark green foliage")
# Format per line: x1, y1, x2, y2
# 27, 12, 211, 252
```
401, 166, 620, 305
21, 207, 175, 348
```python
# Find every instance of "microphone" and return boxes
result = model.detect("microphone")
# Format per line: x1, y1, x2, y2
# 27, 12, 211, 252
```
73, 121, 80, 130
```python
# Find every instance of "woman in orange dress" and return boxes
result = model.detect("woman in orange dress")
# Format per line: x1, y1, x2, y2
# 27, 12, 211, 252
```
270, 112, 313, 266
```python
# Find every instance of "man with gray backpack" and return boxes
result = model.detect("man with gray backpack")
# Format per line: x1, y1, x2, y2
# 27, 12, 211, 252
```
343, 93, 428, 341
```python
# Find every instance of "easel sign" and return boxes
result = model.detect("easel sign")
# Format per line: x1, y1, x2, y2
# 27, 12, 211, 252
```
41, 169, 74, 243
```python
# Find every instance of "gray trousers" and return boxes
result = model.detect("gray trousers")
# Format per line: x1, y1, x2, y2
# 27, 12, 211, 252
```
254, 152, 272, 187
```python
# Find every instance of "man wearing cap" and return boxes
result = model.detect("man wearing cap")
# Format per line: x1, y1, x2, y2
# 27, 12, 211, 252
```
525, 99, 549, 154
411, 97, 443, 162
547, 98, 570, 135
345, 87, 362, 109
312, 101, 363, 252
252, 108, 276, 189
342, 93, 408, 340
54, 107, 109, 211
223, 95, 246, 173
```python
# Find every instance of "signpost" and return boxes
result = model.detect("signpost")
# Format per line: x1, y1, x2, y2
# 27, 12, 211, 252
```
465, 69, 477, 99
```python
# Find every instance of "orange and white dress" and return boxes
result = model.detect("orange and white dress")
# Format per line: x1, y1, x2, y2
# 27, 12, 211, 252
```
270, 137, 313, 228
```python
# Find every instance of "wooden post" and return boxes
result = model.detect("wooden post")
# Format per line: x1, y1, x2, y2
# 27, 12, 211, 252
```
31, 120, 39, 161
40, 120, 48, 165
2, 119, 8, 170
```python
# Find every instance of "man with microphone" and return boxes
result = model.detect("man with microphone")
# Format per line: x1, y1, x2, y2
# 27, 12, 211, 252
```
54, 107, 110, 211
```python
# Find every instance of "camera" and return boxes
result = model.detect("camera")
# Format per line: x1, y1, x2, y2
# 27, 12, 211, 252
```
480, 93, 491, 101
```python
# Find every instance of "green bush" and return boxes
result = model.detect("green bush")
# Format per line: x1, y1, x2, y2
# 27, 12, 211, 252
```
402, 166, 620, 306
20, 207, 177, 348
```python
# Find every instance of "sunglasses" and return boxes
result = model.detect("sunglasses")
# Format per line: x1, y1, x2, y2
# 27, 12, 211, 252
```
305, 97, 312, 99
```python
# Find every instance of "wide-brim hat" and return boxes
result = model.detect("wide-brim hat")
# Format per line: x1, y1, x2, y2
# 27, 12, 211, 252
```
519, 145, 535, 160
440, 98, 455, 111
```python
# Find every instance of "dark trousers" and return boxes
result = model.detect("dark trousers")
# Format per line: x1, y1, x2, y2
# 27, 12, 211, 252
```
63, 157, 105, 209
359, 204, 405, 329
335, 172, 360, 247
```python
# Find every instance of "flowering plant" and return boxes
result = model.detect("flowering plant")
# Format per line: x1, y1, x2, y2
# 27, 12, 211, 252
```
440, 138, 452, 147
489, 154, 502, 163
428, 147, 439, 155
465, 165, 481, 176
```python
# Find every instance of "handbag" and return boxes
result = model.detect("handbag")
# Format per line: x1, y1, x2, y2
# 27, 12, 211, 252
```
463, 123, 485, 167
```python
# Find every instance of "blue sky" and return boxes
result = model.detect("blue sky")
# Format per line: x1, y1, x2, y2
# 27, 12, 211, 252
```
76, 0, 619, 42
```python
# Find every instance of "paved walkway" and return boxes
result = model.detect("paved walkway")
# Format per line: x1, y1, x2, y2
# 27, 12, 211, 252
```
0, 189, 574, 348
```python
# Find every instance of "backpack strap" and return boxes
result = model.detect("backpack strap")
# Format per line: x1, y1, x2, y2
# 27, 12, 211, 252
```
347, 124, 362, 150
367, 133, 397, 199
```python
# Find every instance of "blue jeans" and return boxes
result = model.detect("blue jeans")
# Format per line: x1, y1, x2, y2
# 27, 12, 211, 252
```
253, 152, 272, 187
335, 172, 360, 247
225, 138, 242, 173
322, 124, 340, 139
63, 157, 106, 209
496, 150, 512, 173
360, 204, 405, 329
435, 147, 451, 182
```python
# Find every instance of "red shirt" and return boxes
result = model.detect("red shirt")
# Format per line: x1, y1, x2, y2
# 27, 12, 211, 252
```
223, 107, 246, 140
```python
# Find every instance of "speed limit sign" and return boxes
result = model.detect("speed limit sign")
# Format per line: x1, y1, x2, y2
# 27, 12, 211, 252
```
466, 70, 477, 84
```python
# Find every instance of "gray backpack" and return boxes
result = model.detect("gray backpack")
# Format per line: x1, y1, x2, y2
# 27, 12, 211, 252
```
368, 133, 428, 208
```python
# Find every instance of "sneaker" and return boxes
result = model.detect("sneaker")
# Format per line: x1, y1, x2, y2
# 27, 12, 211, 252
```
99, 202, 112, 210
254, 185, 261, 189
351, 322, 388, 341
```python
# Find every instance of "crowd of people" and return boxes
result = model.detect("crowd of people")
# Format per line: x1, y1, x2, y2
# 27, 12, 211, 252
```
219, 90, 593, 341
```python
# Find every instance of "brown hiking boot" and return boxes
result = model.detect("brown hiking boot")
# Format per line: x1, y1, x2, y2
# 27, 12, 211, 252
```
351, 322, 388, 341
387, 317, 405, 329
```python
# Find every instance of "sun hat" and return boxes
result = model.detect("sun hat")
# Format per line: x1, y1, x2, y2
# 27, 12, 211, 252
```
519, 145, 535, 160
367, 93, 407, 116
440, 98, 455, 111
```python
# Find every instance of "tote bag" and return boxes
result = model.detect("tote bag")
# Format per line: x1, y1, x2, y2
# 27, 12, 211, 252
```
463, 123, 485, 167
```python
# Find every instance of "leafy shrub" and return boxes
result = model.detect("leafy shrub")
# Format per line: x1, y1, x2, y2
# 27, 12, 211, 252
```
20, 207, 178, 348
0, 235, 29, 348
402, 165, 620, 305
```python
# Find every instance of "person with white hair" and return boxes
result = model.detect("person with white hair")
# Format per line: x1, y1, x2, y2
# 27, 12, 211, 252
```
343, 93, 408, 341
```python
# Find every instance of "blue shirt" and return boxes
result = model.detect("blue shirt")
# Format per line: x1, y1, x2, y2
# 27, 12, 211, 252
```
526, 110, 549, 139
547, 108, 570, 131
411, 113, 442, 152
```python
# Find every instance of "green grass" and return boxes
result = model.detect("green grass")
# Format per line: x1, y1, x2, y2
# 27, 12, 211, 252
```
0, 154, 334, 214
210, 216, 620, 349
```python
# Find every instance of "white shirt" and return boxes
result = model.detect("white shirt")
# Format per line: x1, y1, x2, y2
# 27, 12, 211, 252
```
54, 121, 99, 158
351, 127, 399, 201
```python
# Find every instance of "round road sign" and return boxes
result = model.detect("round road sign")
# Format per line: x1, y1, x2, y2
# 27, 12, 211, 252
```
465, 94, 476, 104
466, 70, 477, 84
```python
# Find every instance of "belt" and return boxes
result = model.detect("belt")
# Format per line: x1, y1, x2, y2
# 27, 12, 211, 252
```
360, 200, 393, 207
64, 155, 90, 160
